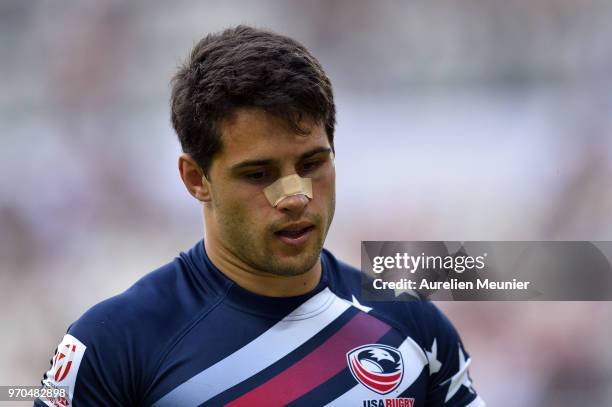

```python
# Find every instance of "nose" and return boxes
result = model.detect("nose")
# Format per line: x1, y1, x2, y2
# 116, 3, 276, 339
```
275, 194, 310, 215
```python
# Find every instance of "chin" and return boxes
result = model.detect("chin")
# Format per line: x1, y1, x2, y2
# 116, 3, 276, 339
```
269, 250, 321, 277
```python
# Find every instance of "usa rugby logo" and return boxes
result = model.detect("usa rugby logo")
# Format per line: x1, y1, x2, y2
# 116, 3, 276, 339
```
347, 344, 404, 394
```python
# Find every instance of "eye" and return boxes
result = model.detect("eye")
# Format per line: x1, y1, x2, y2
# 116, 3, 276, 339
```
300, 160, 322, 173
244, 170, 269, 183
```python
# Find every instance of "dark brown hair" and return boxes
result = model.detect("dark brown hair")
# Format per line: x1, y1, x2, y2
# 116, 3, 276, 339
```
170, 25, 336, 177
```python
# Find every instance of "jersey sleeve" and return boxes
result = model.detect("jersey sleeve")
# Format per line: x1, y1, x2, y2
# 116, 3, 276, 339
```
34, 302, 139, 406
421, 303, 486, 407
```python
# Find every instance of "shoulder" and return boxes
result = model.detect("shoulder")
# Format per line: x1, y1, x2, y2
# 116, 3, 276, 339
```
321, 248, 459, 346
69, 246, 225, 356
71, 259, 186, 342
37, 259, 190, 406
321, 250, 484, 404
38, 242, 232, 405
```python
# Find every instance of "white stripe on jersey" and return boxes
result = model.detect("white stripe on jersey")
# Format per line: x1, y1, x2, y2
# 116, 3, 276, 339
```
152, 287, 350, 407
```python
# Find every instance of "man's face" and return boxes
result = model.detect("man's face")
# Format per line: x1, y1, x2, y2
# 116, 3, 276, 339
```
205, 108, 336, 276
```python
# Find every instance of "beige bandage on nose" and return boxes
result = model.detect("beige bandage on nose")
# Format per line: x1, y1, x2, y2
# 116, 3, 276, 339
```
263, 174, 313, 207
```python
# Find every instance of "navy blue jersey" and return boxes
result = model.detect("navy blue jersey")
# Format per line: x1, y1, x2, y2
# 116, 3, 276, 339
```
36, 241, 484, 407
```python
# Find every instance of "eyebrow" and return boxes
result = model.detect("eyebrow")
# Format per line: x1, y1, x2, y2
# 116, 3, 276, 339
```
229, 147, 332, 171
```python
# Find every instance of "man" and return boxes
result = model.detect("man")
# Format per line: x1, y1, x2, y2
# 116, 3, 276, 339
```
37, 26, 484, 406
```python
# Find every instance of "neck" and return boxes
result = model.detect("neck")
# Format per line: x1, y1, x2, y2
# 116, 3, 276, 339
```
203, 227, 322, 298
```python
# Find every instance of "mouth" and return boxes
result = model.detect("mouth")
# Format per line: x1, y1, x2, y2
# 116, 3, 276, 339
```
274, 223, 316, 246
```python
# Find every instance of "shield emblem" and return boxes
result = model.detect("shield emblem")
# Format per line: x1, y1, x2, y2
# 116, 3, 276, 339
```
51, 343, 77, 382
346, 344, 404, 394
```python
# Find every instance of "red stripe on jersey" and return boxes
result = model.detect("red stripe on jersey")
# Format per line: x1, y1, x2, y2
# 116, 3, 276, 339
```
226, 311, 391, 407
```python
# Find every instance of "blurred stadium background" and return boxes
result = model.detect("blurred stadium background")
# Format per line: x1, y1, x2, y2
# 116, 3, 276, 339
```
1, 0, 611, 405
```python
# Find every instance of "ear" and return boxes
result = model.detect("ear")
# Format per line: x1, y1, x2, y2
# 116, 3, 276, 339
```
178, 153, 212, 202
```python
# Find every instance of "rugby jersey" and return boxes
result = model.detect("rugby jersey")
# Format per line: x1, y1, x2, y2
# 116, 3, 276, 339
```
36, 240, 484, 407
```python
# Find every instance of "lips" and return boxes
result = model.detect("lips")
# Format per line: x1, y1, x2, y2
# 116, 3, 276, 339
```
276, 226, 314, 238
274, 222, 315, 246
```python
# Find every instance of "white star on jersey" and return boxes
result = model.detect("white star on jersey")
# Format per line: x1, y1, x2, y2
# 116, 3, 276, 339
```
425, 338, 442, 375
351, 295, 373, 313
443, 344, 474, 402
